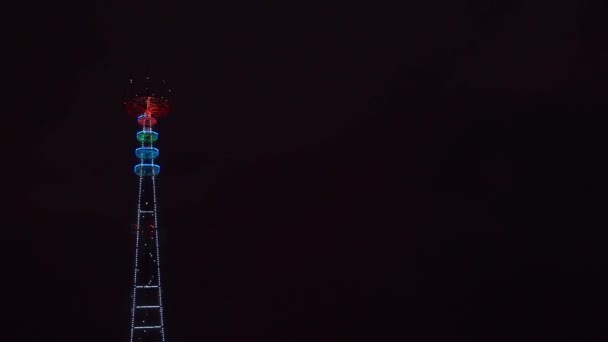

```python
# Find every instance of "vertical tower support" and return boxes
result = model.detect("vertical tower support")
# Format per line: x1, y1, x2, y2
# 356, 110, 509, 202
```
125, 94, 170, 342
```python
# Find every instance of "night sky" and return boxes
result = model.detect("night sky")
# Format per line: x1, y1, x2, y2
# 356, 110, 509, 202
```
4, 2, 606, 341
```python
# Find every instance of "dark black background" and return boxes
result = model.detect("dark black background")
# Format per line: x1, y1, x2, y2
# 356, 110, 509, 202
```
3, 1, 605, 341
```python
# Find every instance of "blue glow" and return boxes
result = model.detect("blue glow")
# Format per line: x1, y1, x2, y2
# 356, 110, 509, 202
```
135, 147, 160, 159
134, 164, 160, 176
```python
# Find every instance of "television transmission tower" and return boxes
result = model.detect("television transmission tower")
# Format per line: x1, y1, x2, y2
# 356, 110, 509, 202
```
124, 77, 171, 342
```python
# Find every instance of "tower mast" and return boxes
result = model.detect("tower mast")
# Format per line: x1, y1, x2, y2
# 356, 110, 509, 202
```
124, 80, 171, 342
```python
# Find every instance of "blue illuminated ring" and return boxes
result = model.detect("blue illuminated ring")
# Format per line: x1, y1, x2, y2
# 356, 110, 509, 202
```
134, 164, 160, 176
135, 147, 159, 159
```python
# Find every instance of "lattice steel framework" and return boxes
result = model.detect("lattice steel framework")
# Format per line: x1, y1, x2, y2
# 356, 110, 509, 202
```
125, 90, 170, 342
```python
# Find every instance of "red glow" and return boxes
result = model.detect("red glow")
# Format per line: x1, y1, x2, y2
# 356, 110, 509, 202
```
129, 222, 156, 236
124, 96, 170, 119
138, 115, 157, 126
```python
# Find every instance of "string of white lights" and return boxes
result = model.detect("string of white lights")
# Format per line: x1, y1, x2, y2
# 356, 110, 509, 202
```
129, 174, 144, 342
152, 175, 167, 342
133, 325, 162, 329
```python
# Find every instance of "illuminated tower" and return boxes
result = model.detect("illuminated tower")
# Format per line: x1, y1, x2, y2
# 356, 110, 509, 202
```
124, 79, 170, 342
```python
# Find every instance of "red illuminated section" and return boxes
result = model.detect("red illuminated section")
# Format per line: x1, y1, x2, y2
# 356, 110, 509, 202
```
124, 96, 170, 119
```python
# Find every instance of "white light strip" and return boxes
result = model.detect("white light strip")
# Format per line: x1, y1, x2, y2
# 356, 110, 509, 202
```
136, 305, 160, 309
129, 175, 144, 342
152, 176, 167, 342
136, 285, 159, 288
134, 326, 162, 329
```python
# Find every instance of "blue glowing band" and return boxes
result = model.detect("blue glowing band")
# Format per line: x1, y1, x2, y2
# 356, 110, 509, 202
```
134, 164, 160, 176
135, 147, 160, 159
